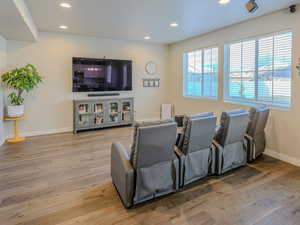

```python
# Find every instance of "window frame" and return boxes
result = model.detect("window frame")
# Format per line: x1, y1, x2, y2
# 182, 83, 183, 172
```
223, 30, 293, 109
183, 46, 219, 100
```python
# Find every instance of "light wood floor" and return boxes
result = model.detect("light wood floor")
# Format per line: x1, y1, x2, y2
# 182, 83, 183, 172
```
1, 127, 300, 225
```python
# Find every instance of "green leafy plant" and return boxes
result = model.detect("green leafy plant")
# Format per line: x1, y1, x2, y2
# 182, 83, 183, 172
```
1, 64, 43, 105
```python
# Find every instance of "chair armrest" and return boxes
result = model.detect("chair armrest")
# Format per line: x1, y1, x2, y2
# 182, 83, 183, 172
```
174, 146, 184, 157
215, 124, 221, 133
244, 133, 253, 141
214, 124, 223, 142
244, 133, 253, 150
244, 134, 254, 162
111, 142, 135, 208
174, 146, 185, 188
210, 144, 216, 175
212, 140, 223, 150
175, 132, 183, 147
172, 151, 180, 190
212, 140, 223, 175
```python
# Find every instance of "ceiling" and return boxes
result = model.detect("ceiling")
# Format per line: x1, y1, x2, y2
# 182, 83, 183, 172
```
0, 0, 37, 41
2, 0, 300, 44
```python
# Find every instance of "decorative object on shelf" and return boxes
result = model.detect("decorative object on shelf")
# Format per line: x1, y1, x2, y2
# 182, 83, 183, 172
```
160, 104, 175, 120
296, 58, 300, 76
95, 114, 104, 125
1, 64, 43, 117
4, 115, 26, 143
145, 61, 157, 75
143, 79, 160, 88
109, 102, 119, 122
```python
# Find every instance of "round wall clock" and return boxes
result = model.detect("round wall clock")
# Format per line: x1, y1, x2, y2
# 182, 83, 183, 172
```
145, 61, 157, 75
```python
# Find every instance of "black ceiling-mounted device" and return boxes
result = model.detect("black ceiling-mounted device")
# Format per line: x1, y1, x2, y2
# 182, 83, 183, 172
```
290, 5, 296, 13
246, 0, 259, 13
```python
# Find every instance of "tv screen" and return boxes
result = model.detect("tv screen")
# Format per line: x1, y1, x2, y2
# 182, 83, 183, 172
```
72, 57, 132, 92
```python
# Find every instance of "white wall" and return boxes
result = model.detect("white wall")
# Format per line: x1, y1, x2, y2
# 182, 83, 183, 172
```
168, 9, 300, 165
0, 35, 7, 145
6, 32, 168, 137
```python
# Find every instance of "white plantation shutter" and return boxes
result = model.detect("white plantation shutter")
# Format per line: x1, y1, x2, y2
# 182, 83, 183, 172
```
224, 31, 292, 107
183, 47, 218, 98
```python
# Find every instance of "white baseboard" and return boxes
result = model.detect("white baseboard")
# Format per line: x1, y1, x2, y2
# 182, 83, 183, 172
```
23, 127, 73, 137
5, 127, 73, 139
264, 148, 300, 167
4, 117, 162, 139
136, 117, 160, 122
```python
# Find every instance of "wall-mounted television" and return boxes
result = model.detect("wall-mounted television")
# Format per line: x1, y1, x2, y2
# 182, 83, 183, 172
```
72, 57, 132, 92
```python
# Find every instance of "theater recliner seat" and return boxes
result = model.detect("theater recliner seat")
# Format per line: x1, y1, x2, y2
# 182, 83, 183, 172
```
245, 106, 270, 162
111, 119, 179, 208
175, 112, 217, 187
214, 109, 249, 175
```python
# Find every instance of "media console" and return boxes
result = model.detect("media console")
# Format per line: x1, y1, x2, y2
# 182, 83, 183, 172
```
73, 97, 134, 133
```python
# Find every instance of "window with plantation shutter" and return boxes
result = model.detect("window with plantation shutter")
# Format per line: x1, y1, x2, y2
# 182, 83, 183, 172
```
224, 31, 292, 108
183, 47, 218, 99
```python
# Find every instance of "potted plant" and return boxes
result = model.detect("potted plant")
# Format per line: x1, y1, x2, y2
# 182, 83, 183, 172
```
1, 64, 43, 117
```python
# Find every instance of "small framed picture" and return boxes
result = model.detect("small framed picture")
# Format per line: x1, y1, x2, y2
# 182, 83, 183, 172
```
149, 79, 154, 87
154, 79, 160, 87
143, 79, 149, 87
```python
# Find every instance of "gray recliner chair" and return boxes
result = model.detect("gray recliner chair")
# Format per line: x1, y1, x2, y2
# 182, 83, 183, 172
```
111, 119, 179, 208
245, 106, 270, 162
175, 112, 217, 187
213, 109, 249, 175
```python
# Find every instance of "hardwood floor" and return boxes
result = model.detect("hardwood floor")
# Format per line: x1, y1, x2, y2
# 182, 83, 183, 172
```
1, 127, 300, 225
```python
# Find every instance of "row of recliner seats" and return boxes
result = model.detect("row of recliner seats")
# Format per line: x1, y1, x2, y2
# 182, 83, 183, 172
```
111, 106, 270, 208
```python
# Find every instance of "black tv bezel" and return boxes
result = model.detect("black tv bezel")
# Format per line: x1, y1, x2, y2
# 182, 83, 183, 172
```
72, 57, 133, 93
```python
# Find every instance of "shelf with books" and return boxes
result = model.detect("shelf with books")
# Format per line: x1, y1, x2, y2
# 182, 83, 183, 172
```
73, 97, 134, 133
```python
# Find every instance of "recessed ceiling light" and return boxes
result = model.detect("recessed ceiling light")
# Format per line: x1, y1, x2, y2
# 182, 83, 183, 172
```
144, 36, 151, 40
60, 2, 72, 8
60, 25, 68, 29
170, 23, 178, 27
218, 0, 230, 4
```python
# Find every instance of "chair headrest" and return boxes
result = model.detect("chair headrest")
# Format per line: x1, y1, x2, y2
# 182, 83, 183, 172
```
130, 119, 177, 168
134, 119, 174, 128
186, 112, 215, 120
179, 112, 216, 153
216, 109, 249, 145
247, 106, 270, 136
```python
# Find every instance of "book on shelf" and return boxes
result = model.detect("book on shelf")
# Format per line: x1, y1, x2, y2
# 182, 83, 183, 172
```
79, 104, 87, 113
94, 104, 103, 113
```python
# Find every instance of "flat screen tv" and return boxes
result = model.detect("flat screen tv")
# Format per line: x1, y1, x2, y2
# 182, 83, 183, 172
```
72, 57, 132, 92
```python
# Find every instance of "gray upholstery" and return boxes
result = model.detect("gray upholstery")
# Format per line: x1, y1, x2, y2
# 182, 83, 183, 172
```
130, 119, 174, 165
246, 106, 270, 162
177, 112, 214, 150
175, 112, 217, 187
111, 119, 179, 208
111, 143, 135, 208
214, 109, 249, 175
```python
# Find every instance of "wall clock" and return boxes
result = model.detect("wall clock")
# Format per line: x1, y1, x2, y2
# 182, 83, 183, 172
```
145, 61, 157, 75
